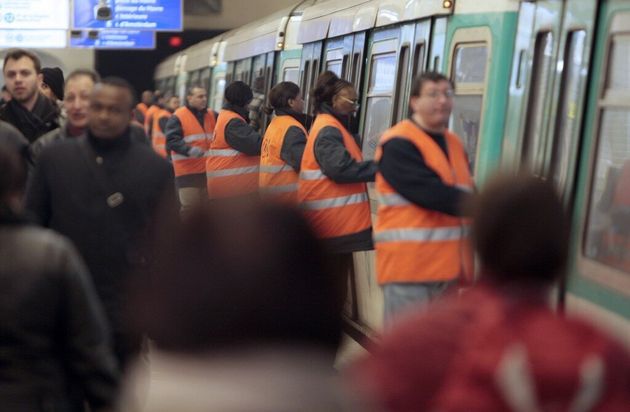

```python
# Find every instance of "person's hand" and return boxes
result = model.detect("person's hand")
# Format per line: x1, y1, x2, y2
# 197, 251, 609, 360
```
188, 147, 204, 158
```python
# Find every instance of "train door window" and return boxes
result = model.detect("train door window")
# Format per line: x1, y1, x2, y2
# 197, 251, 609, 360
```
283, 67, 299, 83
450, 36, 490, 172
549, 30, 587, 187
584, 31, 630, 276
362, 44, 397, 160
226, 62, 235, 83
326, 48, 343, 77
201, 68, 211, 97
212, 76, 226, 110
412, 43, 425, 77
252, 54, 266, 91
394, 45, 410, 122
521, 32, 554, 170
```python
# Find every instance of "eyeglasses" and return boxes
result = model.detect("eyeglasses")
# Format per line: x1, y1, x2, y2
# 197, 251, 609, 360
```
422, 90, 455, 99
340, 96, 360, 107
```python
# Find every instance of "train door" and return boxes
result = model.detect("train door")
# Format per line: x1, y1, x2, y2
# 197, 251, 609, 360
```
570, 0, 630, 341
299, 41, 323, 115
234, 58, 253, 84
503, 1, 565, 175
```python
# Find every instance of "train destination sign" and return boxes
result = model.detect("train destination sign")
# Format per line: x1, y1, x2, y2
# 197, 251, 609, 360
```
70, 30, 156, 49
0, 0, 69, 29
0, 29, 66, 48
73, 0, 182, 31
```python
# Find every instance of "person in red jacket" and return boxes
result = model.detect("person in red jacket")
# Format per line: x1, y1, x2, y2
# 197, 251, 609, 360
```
351, 174, 630, 412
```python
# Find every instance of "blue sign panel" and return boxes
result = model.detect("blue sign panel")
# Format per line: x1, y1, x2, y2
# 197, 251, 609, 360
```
73, 0, 182, 31
70, 30, 156, 49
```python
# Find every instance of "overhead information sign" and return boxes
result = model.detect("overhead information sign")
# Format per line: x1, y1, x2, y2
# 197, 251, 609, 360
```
0, 0, 69, 29
73, 0, 182, 31
0, 29, 66, 48
70, 30, 156, 49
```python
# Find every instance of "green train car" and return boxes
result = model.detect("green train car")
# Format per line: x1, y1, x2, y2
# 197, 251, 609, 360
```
155, 0, 630, 345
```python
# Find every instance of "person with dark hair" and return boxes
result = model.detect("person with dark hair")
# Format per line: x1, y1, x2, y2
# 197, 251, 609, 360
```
0, 119, 29, 165
39, 67, 65, 103
30, 69, 101, 164
0, 142, 120, 410
206, 80, 262, 198
151, 93, 180, 158
25, 76, 175, 369
374, 71, 473, 323
259, 81, 308, 203
144, 89, 164, 136
351, 174, 630, 412
165, 85, 216, 209
120, 201, 371, 411
0, 48, 60, 142
1, 84, 12, 106
298, 71, 376, 257
134, 89, 153, 124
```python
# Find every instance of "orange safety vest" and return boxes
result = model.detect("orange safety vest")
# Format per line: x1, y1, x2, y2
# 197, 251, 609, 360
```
170, 106, 215, 178
374, 120, 474, 284
297, 113, 371, 239
206, 110, 260, 198
259, 115, 307, 203
136, 102, 148, 116
144, 104, 160, 135
151, 108, 171, 159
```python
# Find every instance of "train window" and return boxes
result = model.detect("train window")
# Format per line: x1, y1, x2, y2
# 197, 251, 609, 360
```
327, 60, 342, 76
521, 32, 554, 170
283, 68, 299, 83
362, 52, 397, 160
326, 47, 343, 77
212, 77, 226, 110
584, 33, 630, 275
550, 30, 586, 187
451, 42, 489, 171
394, 45, 410, 122
351, 53, 360, 86
412, 43, 425, 77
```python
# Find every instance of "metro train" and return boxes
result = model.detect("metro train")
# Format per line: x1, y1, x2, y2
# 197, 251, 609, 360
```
155, 0, 630, 344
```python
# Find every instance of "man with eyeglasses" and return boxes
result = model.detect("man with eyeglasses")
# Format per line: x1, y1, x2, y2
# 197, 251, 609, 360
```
373, 71, 474, 325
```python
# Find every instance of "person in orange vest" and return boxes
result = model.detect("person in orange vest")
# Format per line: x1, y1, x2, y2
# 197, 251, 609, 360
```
297, 71, 376, 281
374, 71, 474, 324
151, 94, 180, 159
207, 81, 262, 199
165, 85, 215, 210
259, 81, 309, 203
144, 90, 164, 136
134, 90, 152, 124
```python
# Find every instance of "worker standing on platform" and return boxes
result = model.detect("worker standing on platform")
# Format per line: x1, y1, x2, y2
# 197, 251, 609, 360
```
134, 89, 152, 124
206, 81, 262, 199
259, 81, 307, 203
151, 94, 180, 159
144, 90, 163, 136
374, 72, 474, 324
297, 71, 376, 278
165, 86, 214, 209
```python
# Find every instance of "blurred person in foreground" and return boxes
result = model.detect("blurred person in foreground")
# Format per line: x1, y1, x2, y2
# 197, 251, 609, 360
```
120, 200, 373, 412
351, 174, 630, 412
25, 77, 174, 370
0, 142, 119, 411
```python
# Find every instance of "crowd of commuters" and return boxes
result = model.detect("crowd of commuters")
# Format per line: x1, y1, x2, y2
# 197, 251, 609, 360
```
1, 46, 629, 411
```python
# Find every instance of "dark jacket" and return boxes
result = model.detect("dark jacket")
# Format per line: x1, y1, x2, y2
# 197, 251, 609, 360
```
24, 129, 175, 365
0, 120, 29, 164
0, 210, 119, 411
312, 104, 377, 253
0, 94, 60, 143
223, 103, 262, 156
378, 119, 472, 217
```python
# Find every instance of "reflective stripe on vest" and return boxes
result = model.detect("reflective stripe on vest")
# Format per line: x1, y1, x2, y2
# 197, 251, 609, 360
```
260, 164, 294, 174
171, 107, 215, 177
207, 109, 260, 198
300, 192, 369, 211
259, 183, 299, 194
297, 113, 371, 239
374, 226, 469, 243
374, 119, 474, 284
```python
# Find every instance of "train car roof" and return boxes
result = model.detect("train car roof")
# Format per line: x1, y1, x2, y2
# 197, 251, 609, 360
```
155, 52, 181, 80
222, 1, 312, 62
184, 35, 225, 72
298, 0, 456, 44
453, 0, 520, 14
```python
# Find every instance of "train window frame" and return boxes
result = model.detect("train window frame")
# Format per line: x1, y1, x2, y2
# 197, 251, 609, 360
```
579, 12, 630, 295
448, 27, 492, 174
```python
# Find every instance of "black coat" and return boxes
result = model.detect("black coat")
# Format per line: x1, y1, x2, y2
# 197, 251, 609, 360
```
0, 212, 119, 411
24, 130, 175, 340
0, 94, 60, 143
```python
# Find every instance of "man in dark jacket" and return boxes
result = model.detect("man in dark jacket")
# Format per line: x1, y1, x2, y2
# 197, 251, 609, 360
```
0, 49, 60, 143
0, 142, 119, 411
25, 77, 175, 369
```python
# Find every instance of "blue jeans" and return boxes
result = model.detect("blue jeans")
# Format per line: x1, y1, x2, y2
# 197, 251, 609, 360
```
383, 281, 453, 327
